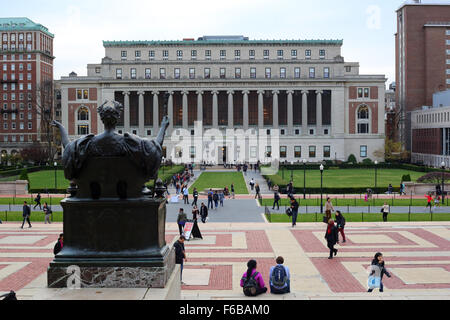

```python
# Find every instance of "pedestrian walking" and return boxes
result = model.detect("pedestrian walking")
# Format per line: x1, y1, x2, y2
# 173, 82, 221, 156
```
231, 183, 235, 199
213, 191, 219, 209
255, 184, 261, 200
287, 182, 294, 198
269, 256, 290, 294
325, 198, 335, 223
335, 211, 346, 243
381, 202, 389, 222
267, 179, 272, 191
388, 184, 393, 195
434, 195, 441, 208
43, 202, 52, 224
33, 193, 42, 210
325, 219, 339, 259
219, 192, 225, 207
243, 164, 248, 176
174, 235, 187, 283
290, 197, 299, 227
368, 252, 391, 293
272, 191, 280, 210
425, 193, 433, 210
207, 189, 214, 209
183, 186, 189, 204
192, 188, 199, 207
249, 178, 255, 191
200, 203, 208, 223
177, 208, 187, 236
240, 260, 267, 297
192, 205, 199, 222
53, 233, 64, 255
20, 201, 32, 229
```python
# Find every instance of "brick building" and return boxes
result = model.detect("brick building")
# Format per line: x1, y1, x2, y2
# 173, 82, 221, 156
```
0, 18, 54, 159
396, 1, 450, 151
59, 36, 386, 164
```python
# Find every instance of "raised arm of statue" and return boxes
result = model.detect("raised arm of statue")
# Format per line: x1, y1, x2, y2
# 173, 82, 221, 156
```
52, 120, 70, 148
156, 116, 170, 146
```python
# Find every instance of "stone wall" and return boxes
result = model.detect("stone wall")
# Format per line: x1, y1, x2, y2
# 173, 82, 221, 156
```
0, 180, 28, 195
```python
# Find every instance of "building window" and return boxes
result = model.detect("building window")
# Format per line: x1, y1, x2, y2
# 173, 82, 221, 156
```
249, 50, 255, 59
263, 50, 269, 59
176, 50, 183, 60
360, 145, 368, 158
83, 90, 88, 100
145, 68, 151, 79
305, 49, 311, 59
324, 67, 330, 78
309, 67, 315, 78
135, 50, 141, 59
346, 66, 352, 72
319, 49, 326, 59
291, 50, 297, 59
189, 68, 195, 79
447, 40, 450, 46
357, 105, 370, 134
220, 68, 226, 79
190, 146, 196, 159
446, 30, 450, 36
265, 68, 271, 79
205, 50, 211, 59
323, 146, 331, 158
191, 50, 197, 59
130, 68, 137, 79
280, 67, 286, 79
78, 125, 89, 135
162, 50, 169, 59
95, 67, 101, 74
277, 50, 284, 59
235, 68, 241, 79
78, 107, 89, 120
265, 146, 272, 158
294, 67, 301, 78
309, 146, 316, 158
280, 146, 287, 158
174, 68, 180, 79
220, 50, 226, 60
250, 67, 256, 79
204, 68, 210, 79
160, 68, 166, 79
294, 146, 301, 158
116, 68, 122, 79
149, 50, 155, 59
121, 51, 127, 59
358, 87, 370, 99
235, 50, 240, 60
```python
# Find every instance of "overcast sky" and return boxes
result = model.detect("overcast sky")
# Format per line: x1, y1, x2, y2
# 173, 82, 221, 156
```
2, 0, 449, 84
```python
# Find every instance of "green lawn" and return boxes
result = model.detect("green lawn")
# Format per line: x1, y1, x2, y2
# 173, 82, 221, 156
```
28, 170, 69, 190
0, 196, 65, 205
0, 211, 64, 222
266, 212, 450, 223
189, 172, 248, 194
269, 168, 424, 189
260, 198, 448, 207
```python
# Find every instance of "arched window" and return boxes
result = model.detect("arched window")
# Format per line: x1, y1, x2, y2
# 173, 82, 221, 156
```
357, 105, 370, 134
78, 107, 89, 121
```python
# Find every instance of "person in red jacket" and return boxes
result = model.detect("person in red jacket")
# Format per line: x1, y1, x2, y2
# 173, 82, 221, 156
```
425, 194, 433, 210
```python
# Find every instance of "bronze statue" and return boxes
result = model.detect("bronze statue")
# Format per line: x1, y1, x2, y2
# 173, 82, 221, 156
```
52, 100, 170, 182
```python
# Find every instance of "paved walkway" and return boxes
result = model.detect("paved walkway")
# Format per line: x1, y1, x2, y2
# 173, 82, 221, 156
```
1, 221, 450, 300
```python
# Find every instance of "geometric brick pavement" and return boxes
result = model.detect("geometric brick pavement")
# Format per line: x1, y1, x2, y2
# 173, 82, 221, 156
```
1, 222, 450, 299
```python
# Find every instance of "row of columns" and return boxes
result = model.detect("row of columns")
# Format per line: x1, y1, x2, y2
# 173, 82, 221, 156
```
121, 90, 326, 136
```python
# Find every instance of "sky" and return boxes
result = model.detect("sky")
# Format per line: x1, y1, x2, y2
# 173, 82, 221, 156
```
1, 0, 449, 85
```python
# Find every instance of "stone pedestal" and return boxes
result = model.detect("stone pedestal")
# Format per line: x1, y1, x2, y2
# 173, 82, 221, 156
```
47, 195, 175, 288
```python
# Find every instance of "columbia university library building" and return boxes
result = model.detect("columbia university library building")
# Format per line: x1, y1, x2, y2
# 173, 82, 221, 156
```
58, 35, 386, 164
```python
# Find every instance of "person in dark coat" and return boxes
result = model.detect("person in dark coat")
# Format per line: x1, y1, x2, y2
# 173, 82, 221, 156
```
213, 191, 219, 209
368, 252, 392, 293
177, 208, 187, 236
200, 202, 208, 223
335, 211, 346, 243
325, 219, 339, 259
290, 197, 299, 227
33, 193, 42, 210
53, 233, 64, 255
192, 205, 199, 222
272, 192, 281, 210
20, 201, 32, 229
173, 235, 187, 283
192, 188, 199, 207
207, 189, 214, 209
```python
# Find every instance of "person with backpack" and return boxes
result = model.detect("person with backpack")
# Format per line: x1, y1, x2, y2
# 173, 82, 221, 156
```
335, 211, 346, 243
200, 202, 208, 223
290, 197, 299, 227
269, 256, 290, 294
53, 233, 64, 255
368, 252, 391, 293
273, 191, 281, 210
20, 201, 32, 229
255, 184, 261, 200
43, 202, 52, 224
240, 260, 267, 296
33, 193, 42, 210
325, 219, 339, 259
177, 208, 187, 236
192, 188, 199, 207
213, 191, 219, 209
207, 189, 214, 209
249, 178, 255, 191
174, 235, 187, 283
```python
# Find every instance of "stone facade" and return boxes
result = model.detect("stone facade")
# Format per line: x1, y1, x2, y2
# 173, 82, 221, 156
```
58, 36, 386, 164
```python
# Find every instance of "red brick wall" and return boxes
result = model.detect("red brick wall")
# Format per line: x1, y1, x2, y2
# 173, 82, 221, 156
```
349, 102, 378, 134
68, 88, 76, 101
349, 87, 357, 100
424, 27, 447, 105
412, 128, 442, 155
370, 87, 378, 100
89, 88, 97, 101
68, 103, 98, 135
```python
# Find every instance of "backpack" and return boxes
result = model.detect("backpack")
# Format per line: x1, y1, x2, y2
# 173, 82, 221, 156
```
271, 265, 288, 289
242, 272, 259, 296
285, 208, 292, 217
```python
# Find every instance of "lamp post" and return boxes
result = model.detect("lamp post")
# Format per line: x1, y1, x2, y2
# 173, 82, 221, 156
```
302, 159, 307, 200
162, 157, 165, 175
54, 162, 58, 191
442, 161, 446, 204
374, 160, 378, 189
290, 161, 294, 182
320, 164, 324, 214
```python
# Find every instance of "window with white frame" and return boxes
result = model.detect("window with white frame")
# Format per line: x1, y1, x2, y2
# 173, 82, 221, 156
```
135, 50, 141, 60
116, 68, 122, 79
220, 50, 226, 59
324, 67, 330, 78
294, 67, 301, 78
305, 49, 311, 59
358, 87, 370, 99
265, 146, 272, 158
220, 68, 226, 79
176, 50, 183, 60
160, 68, 166, 79
174, 68, 180, 79
145, 68, 151, 79
249, 50, 255, 59
235, 50, 240, 60
280, 146, 287, 158
309, 67, 315, 78
121, 51, 127, 59
291, 50, 297, 59
263, 50, 269, 59
360, 145, 368, 158
189, 68, 195, 79
162, 50, 169, 59
235, 68, 241, 79
357, 105, 370, 134
204, 68, 210, 79
205, 50, 211, 59
265, 68, 271, 79
149, 50, 155, 59
250, 67, 256, 79
191, 50, 197, 59
280, 67, 286, 79
277, 50, 284, 59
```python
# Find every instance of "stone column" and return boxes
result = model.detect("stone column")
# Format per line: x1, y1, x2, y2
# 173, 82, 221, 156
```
287, 90, 294, 135
197, 90, 203, 124
227, 90, 234, 129
316, 90, 323, 135
258, 90, 264, 129
212, 90, 219, 128
138, 91, 145, 136
243, 90, 249, 130
152, 91, 159, 135
302, 90, 308, 136
272, 90, 279, 129
123, 91, 130, 133
182, 90, 189, 128
168, 91, 174, 134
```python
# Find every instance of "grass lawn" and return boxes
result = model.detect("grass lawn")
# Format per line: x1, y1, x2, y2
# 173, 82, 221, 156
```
269, 168, 424, 189
260, 197, 449, 207
28, 170, 69, 190
189, 172, 248, 194
266, 212, 450, 223
0, 211, 63, 222
0, 196, 65, 205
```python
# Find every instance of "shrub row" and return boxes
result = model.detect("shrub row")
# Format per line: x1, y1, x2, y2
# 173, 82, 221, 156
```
276, 162, 449, 172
